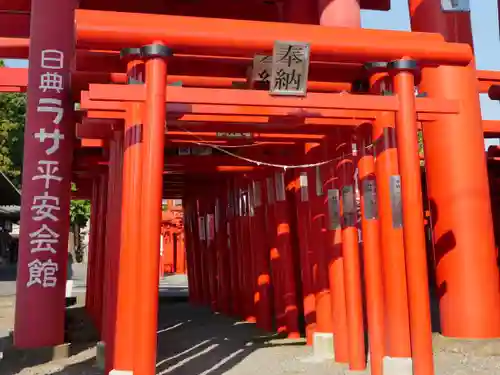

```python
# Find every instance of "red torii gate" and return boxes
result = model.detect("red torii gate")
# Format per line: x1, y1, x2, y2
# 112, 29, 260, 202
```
1, 2, 500, 375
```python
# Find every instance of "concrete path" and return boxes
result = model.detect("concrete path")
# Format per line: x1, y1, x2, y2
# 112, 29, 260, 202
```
154, 302, 350, 375
1, 263, 500, 374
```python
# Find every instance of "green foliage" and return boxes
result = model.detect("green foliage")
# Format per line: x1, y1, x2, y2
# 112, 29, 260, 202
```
0, 67, 26, 188
0, 60, 91, 229
70, 200, 91, 228
70, 182, 91, 228
418, 130, 424, 155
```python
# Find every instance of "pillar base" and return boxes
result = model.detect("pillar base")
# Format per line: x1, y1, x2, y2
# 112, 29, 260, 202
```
300, 333, 335, 363
299, 332, 336, 363
110, 371, 133, 375
382, 356, 413, 375
65, 280, 74, 298
96, 341, 105, 370
313, 332, 335, 360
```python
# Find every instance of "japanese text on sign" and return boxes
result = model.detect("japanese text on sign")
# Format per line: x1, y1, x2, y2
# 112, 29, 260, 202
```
27, 49, 66, 289
342, 185, 356, 227
216, 132, 253, 139
270, 41, 310, 96
441, 0, 470, 12
390, 175, 403, 228
198, 217, 206, 241
252, 54, 272, 83
327, 189, 341, 230
362, 178, 378, 220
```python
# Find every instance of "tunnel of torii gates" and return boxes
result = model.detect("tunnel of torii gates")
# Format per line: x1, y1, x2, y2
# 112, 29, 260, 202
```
6, 0, 500, 375
160, 201, 186, 276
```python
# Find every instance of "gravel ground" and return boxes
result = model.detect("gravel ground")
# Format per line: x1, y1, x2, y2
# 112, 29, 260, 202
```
0, 265, 500, 374
3, 298, 500, 375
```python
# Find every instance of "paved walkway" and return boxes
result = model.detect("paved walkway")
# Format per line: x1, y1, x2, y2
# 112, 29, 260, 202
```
1, 263, 500, 374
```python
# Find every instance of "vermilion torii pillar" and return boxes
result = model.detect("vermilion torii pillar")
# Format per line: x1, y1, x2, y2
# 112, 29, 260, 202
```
409, 0, 500, 338
135, 43, 170, 375
14, 0, 78, 348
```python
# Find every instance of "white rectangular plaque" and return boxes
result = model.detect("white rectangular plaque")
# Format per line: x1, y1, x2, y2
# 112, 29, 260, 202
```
315, 166, 323, 196
362, 178, 378, 220
252, 54, 273, 83
390, 175, 403, 228
441, 0, 470, 12
192, 147, 212, 156
216, 132, 253, 139
178, 147, 191, 156
327, 189, 341, 230
214, 199, 220, 233
342, 185, 356, 227
248, 187, 255, 217
299, 172, 309, 202
198, 216, 206, 241
275, 171, 286, 202
270, 41, 310, 96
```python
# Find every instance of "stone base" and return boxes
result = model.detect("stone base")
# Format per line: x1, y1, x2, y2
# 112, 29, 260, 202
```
109, 371, 133, 375
312, 332, 335, 360
382, 356, 413, 375
96, 341, 105, 370
65, 280, 74, 298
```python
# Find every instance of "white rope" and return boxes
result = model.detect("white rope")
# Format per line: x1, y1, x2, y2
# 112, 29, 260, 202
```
190, 141, 267, 148
173, 126, 373, 170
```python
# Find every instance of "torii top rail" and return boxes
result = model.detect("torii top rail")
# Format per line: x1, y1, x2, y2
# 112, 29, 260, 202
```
85, 85, 459, 115
75, 10, 472, 65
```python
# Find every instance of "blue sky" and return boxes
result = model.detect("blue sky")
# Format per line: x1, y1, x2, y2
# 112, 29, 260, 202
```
361, 0, 500, 124
4, 1, 500, 143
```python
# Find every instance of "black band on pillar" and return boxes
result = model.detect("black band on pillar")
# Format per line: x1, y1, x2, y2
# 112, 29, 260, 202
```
120, 47, 141, 60
364, 61, 388, 72
352, 79, 370, 93
140, 44, 173, 59
388, 59, 418, 71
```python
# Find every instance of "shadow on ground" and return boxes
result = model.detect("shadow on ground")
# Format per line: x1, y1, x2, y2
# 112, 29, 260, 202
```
152, 298, 334, 375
